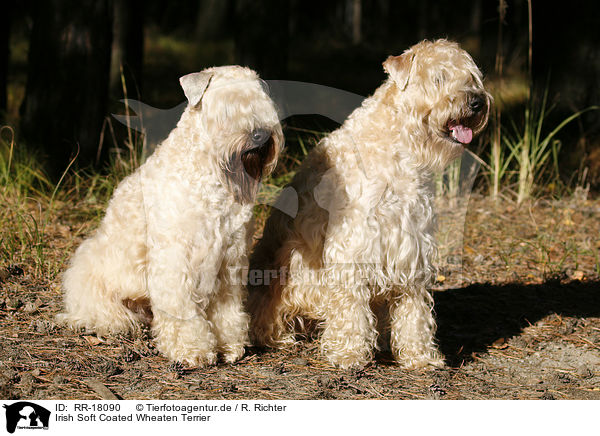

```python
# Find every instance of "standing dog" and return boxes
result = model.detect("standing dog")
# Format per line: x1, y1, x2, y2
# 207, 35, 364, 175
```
59, 66, 283, 366
250, 40, 491, 369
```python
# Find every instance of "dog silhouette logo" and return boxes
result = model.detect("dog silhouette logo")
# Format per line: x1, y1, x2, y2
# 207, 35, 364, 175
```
2, 402, 50, 433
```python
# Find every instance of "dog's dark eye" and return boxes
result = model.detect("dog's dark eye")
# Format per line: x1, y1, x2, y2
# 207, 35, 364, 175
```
251, 128, 271, 145
469, 96, 485, 112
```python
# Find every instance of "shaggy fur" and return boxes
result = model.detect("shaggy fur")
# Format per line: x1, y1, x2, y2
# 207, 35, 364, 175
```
58, 66, 283, 366
249, 40, 491, 369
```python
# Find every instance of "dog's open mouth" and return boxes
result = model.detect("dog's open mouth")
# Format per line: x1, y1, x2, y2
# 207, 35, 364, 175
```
242, 136, 276, 180
443, 93, 490, 146
446, 121, 473, 145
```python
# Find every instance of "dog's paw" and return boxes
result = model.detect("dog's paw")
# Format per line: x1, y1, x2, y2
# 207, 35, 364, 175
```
220, 344, 246, 364
322, 341, 373, 369
397, 351, 446, 370
325, 351, 372, 369
168, 348, 218, 368
153, 317, 218, 367
251, 327, 296, 349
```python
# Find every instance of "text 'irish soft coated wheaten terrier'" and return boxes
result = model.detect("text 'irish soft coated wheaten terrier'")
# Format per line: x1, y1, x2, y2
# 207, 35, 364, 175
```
58, 66, 283, 366
250, 40, 491, 369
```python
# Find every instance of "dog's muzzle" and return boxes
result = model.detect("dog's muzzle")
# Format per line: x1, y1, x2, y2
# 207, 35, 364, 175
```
445, 93, 490, 145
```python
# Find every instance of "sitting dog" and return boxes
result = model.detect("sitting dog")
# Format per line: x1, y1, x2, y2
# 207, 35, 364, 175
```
249, 40, 491, 369
59, 66, 283, 366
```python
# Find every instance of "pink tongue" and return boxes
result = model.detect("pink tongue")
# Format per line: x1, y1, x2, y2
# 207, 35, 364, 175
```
450, 124, 473, 144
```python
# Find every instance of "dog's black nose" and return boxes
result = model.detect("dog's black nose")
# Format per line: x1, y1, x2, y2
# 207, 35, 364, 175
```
469, 96, 485, 113
251, 128, 271, 145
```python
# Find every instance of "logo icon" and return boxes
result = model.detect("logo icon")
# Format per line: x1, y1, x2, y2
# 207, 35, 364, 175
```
3, 402, 50, 434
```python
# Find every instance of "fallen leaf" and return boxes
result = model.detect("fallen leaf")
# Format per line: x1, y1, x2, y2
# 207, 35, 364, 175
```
464, 246, 476, 255
83, 378, 119, 400
57, 224, 72, 238
571, 270, 585, 280
491, 338, 508, 349
83, 336, 103, 346
23, 301, 41, 314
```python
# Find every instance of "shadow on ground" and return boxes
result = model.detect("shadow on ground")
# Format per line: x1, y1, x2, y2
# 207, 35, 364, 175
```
435, 279, 600, 367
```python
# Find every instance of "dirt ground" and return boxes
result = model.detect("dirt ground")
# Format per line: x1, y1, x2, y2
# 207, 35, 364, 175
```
1, 195, 599, 400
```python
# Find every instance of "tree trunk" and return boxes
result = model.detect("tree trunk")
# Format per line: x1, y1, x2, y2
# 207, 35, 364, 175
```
110, 0, 144, 99
417, 0, 429, 41
351, 0, 361, 45
234, 0, 289, 78
196, 0, 230, 40
20, 0, 113, 175
0, 2, 11, 120
469, 0, 482, 56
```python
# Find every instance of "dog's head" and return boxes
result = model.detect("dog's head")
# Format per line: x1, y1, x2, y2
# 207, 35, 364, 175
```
383, 39, 492, 168
180, 66, 283, 203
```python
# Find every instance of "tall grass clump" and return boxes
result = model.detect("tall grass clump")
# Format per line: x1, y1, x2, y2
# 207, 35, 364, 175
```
1, 67, 147, 278
487, 0, 597, 203
0, 126, 52, 197
0, 126, 56, 276
503, 90, 597, 204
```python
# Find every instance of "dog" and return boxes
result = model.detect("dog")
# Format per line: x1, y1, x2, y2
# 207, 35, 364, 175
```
58, 66, 283, 366
249, 40, 491, 369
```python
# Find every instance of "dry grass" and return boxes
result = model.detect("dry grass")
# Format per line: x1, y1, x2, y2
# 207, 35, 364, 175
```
1, 117, 599, 400
1, 180, 599, 399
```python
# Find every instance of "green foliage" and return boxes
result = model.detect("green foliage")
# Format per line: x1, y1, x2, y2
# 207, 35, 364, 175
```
0, 126, 52, 198
501, 90, 597, 204
487, 112, 516, 201
0, 205, 45, 276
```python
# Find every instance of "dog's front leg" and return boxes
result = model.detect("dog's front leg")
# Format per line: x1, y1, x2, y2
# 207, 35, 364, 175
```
389, 286, 444, 369
207, 243, 250, 364
320, 266, 377, 369
147, 243, 218, 367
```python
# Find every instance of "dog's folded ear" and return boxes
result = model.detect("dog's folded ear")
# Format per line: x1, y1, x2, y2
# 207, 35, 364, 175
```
179, 72, 214, 108
383, 52, 414, 91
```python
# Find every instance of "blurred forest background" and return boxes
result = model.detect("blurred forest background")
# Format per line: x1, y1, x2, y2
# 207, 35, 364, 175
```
1, 0, 599, 194
2, 2, 600, 402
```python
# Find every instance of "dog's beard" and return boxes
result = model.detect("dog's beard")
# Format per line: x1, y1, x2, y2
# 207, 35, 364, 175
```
222, 135, 278, 204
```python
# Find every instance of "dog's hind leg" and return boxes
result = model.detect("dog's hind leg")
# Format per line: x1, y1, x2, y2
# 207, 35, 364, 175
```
58, 237, 142, 334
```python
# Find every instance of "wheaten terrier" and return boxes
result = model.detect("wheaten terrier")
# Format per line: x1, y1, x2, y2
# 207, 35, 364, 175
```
58, 66, 283, 366
249, 40, 491, 369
